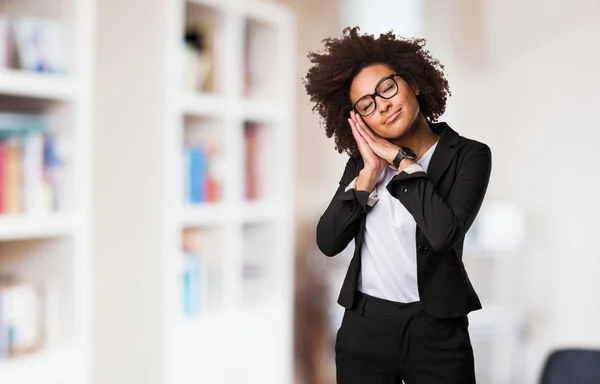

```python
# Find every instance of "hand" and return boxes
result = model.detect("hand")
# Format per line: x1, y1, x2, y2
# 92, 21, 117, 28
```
350, 111, 400, 165
349, 113, 387, 172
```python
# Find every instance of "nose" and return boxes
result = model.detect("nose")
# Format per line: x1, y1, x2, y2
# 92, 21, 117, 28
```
376, 95, 392, 113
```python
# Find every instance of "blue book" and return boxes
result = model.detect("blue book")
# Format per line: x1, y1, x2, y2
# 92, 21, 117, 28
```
43, 131, 61, 211
182, 251, 201, 316
188, 147, 200, 203
188, 146, 207, 203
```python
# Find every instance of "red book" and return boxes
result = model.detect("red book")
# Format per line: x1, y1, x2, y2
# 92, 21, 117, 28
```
245, 124, 259, 200
206, 176, 217, 202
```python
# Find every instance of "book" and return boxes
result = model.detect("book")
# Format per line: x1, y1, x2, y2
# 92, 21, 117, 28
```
180, 228, 225, 315
12, 17, 67, 73
0, 113, 63, 215
22, 132, 45, 214
245, 123, 259, 200
184, 143, 221, 204
0, 278, 46, 359
181, 229, 204, 317
183, 18, 216, 92
187, 145, 206, 203
245, 122, 272, 200
3, 137, 22, 214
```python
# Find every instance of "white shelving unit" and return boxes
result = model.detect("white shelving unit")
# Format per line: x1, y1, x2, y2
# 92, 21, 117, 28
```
0, 213, 78, 241
163, 1, 296, 383
0, 0, 93, 383
0, 69, 79, 101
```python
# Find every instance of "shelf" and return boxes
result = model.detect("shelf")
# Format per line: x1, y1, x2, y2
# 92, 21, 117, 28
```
241, 199, 283, 223
180, 202, 227, 227
180, 200, 284, 227
180, 93, 226, 117
180, 94, 283, 122
0, 214, 78, 241
0, 70, 78, 101
241, 99, 282, 122
0, 347, 79, 384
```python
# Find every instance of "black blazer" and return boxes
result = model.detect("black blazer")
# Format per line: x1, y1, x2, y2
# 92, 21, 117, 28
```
316, 122, 492, 318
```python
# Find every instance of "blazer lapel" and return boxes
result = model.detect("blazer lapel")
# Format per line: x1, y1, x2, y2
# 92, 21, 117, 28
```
426, 122, 459, 187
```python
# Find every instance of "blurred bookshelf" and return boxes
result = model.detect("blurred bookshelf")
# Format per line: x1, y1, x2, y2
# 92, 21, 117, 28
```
164, 1, 295, 383
0, 0, 93, 383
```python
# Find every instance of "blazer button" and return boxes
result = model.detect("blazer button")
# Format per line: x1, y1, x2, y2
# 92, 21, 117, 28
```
417, 244, 428, 254
349, 201, 357, 212
403, 188, 408, 193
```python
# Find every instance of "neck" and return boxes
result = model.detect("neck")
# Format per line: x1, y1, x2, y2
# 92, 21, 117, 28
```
391, 114, 439, 159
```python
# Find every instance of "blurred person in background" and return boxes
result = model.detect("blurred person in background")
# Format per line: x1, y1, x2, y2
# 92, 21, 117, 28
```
303, 27, 492, 384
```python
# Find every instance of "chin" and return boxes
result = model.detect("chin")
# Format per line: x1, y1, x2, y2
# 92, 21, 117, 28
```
384, 122, 411, 140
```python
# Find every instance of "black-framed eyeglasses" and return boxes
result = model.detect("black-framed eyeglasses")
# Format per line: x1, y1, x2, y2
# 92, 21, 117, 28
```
351, 73, 401, 117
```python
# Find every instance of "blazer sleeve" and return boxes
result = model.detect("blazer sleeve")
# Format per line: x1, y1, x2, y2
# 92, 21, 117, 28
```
386, 142, 492, 252
316, 156, 371, 257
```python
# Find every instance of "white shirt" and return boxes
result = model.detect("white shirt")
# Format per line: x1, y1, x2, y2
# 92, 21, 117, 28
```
345, 141, 438, 303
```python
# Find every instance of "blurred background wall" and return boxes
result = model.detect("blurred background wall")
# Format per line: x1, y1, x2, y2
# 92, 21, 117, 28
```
420, 1, 600, 382
290, 0, 600, 383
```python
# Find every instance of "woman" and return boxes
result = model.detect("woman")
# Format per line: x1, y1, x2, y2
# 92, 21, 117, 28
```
303, 27, 492, 383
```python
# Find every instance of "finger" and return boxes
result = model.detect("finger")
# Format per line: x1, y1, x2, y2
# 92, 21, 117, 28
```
352, 112, 367, 134
351, 112, 370, 135
349, 119, 365, 143
350, 111, 363, 129
355, 115, 377, 140
355, 119, 375, 144
349, 120, 373, 155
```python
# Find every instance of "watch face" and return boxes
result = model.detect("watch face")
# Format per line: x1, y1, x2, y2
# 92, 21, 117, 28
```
403, 147, 417, 159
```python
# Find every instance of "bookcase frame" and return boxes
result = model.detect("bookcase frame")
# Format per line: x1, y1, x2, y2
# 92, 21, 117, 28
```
162, 1, 296, 383
0, 0, 94, 383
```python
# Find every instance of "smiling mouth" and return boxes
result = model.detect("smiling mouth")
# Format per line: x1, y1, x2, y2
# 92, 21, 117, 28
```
385, 108, 403, 125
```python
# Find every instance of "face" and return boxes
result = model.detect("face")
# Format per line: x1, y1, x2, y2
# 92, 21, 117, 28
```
349, 64, 420, 140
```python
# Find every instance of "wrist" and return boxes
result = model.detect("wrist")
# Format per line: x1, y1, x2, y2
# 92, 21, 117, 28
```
356, 169, 379, 192
397, 158, 417, 172
386, 147, 400, 165
392, 147, 417, 169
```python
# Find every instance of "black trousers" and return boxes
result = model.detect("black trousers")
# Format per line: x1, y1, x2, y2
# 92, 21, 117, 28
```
335, 291, 476, 384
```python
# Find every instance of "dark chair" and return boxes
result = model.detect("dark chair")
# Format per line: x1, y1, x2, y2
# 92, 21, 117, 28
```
540, 348, 600, 384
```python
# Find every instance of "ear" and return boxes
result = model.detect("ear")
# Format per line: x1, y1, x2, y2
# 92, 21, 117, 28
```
404, 78, 419, 96
409, 83, 420, 96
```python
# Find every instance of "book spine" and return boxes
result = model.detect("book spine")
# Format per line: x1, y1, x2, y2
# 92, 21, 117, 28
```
22, 132, 45, 214
0, 141, 6, 214
4, 138, 22, 213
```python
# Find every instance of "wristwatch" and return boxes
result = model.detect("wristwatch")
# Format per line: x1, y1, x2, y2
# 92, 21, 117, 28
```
392, 147, 417, 168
